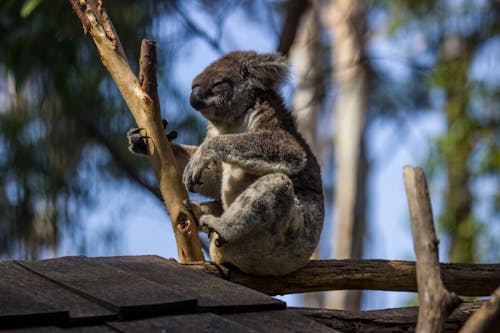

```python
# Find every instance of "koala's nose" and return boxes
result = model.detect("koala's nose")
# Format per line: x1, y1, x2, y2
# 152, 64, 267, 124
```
190, 86, 206, 110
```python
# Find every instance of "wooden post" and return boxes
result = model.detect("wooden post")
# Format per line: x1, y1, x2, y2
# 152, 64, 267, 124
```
68, 0, 204, 263
403, 166, 461, 333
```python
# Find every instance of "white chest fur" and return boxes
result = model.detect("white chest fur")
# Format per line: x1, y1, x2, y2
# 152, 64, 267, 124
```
221, 163, 256, 210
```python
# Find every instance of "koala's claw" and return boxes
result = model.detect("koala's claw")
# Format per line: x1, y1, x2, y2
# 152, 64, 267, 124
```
215, 236, 228, 247
199, 215, 228, 247
127, 120, 178, 156
166, 130, 178, 142
127, 128, 149, 155
129, 127, 144, 135
161, 119, 178, 142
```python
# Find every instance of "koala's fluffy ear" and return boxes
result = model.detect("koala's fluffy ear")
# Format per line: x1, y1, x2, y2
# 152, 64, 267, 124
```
242, 53, 288, 90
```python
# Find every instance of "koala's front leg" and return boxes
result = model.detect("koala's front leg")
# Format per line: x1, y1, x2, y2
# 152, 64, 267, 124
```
205, 132, 307, 176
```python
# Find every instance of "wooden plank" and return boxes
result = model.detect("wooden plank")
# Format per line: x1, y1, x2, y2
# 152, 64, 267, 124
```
108, 313, 258, 333
0, 262, 115, 324
97, 256, 285, 313
16, 257, 197, 318
223, 310, 340, 333
0, 279, 68, 329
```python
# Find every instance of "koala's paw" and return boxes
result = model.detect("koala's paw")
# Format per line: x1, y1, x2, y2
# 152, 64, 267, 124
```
182, 199, 204, 221
127, 128, 149, 155
199, 215, 228, 247
182, 150, 211, 192
126, 119, 177, 156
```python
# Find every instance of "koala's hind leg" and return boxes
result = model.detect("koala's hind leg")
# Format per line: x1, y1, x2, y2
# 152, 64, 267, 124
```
199, 173, 296, 245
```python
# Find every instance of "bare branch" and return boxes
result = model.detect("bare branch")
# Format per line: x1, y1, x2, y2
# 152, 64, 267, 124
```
69, 0, 204, 263
277, 0, 311, 56
459, 285, 500, 333
404, 166, 461, 333
185, 259, 500, 297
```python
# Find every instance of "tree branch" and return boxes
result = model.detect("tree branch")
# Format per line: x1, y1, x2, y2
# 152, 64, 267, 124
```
277, 0, 311, 56
185, 259, 500, 297
404, 166, 461, 333
458, 285, 500, 333
69, 0, 204, 262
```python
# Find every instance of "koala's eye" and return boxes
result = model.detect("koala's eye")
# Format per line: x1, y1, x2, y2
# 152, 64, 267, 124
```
212, 79, 231, 88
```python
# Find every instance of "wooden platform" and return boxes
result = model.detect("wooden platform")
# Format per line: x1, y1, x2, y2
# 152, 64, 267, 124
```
0, 255, 337, 332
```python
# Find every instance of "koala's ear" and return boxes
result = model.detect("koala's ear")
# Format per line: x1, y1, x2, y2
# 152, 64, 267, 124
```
242, 53, 288, 90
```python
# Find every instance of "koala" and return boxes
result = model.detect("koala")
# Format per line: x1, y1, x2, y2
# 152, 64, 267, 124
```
128, 51, 324, 276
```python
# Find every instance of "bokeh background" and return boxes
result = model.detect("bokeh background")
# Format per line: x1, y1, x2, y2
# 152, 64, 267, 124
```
0, 0, 498, 310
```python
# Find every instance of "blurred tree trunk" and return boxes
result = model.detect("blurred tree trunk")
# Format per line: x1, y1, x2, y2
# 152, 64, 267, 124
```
290, 2, 323, 159
289, 1, 325, 307
323, 0, 370, 310
437, 35, 477, 263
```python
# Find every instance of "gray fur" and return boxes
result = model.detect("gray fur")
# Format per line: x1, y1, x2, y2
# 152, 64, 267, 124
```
179, 51, 324, 275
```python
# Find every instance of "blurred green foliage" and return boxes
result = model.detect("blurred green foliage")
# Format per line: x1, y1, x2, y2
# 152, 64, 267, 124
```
385, 0, 499, 262
0, 0, 184, 258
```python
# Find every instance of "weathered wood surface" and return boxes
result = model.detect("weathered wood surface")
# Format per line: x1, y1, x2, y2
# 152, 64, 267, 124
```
2, 255, 496, 332
223, 309, 341, 333
186, 259, 500, 296
108, 313, 257, 333
16, 256, 197, 317
404, 166, 461, 333
293, 301, 482, 333
0, 262, 114, 323
0, 279, 68, 328
97, 256, 285, 312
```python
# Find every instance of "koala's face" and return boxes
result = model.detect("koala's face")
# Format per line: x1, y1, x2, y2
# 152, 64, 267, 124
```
190, 51, 287, 125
